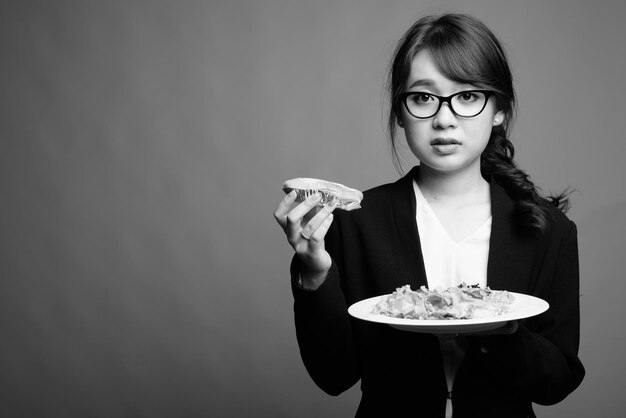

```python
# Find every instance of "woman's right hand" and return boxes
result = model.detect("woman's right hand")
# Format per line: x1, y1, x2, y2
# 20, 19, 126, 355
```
273, 191, 337, 289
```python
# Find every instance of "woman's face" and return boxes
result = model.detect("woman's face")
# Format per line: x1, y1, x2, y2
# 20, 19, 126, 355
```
401, 49, 504, 176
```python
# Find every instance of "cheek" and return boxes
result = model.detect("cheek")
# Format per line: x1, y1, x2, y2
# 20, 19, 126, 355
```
404, 123, 430, 148
466, 118, 495, 147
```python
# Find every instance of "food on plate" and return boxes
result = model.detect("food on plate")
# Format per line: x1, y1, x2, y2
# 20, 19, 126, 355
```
283, 177, 363, 211
372, 283, 515, 320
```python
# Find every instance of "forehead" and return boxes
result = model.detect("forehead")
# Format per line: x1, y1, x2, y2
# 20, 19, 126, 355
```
406, 50, 473, 93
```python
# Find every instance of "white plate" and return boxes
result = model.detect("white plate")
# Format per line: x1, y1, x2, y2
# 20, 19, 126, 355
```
348, 292, 549, 334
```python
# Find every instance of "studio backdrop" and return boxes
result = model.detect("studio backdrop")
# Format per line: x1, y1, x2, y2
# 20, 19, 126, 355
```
1, 1, 625, 417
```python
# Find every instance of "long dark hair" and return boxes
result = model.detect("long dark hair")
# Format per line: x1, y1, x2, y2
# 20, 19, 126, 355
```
387, 13, 569, 235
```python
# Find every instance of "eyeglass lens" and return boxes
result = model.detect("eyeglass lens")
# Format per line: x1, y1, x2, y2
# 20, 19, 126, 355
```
404, 91, 488, 118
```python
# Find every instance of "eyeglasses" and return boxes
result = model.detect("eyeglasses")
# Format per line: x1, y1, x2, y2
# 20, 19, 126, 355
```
400, 90, 494, 119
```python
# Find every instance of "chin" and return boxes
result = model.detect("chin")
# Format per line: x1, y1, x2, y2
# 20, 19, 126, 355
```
418, 157, 479, 174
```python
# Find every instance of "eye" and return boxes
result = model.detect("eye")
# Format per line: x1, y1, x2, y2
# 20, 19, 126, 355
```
457, 92, 480, 103
410, 92, 434, 104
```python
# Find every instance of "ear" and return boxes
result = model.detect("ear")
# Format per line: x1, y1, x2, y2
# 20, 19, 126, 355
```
492, 110, 505, 126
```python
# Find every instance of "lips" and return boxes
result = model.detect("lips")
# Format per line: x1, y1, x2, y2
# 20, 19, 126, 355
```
431, 138, 461, 155
431, 138, 461, 146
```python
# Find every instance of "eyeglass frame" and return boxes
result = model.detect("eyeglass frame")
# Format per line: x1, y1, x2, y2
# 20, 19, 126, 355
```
400, 89, 495, 119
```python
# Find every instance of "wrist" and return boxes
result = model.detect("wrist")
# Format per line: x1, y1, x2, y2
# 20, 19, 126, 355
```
299, 269, 329, 290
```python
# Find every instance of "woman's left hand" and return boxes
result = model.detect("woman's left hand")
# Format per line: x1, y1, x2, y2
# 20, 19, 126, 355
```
462, 320, 518, 336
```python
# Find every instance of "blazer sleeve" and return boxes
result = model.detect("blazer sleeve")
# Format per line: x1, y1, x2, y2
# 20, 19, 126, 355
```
476, 220, 585, 405
290, 218, 360, 396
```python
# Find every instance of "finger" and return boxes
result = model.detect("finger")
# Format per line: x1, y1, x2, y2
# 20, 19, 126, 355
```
463, 320, 518, 337
300, 201, 337, 239
307, 213, 334, 247
273, 190, 298, 227
285, 192, 322, 234
501, 321, 518, 335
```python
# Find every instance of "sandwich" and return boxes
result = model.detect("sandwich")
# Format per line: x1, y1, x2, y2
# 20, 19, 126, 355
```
282, 177, 363, 211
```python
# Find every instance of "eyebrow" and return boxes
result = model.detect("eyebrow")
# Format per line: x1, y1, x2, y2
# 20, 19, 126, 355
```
408, 79, 436, 89
407, 79, 481, 94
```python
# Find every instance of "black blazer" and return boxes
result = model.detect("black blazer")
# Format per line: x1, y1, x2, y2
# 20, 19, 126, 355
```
291, 166, 584, 418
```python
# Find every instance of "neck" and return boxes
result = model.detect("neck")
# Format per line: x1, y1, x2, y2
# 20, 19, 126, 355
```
415, 165, 489, 203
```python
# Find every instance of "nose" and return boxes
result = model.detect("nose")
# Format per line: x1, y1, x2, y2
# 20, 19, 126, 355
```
432, 102, 457, 129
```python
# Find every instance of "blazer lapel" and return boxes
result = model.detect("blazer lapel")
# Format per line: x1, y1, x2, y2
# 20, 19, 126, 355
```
390, 166, 428, 290
486, 181, 536, 293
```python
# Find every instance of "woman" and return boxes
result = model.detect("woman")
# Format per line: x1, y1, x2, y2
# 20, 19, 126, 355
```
273, 13, 584, 417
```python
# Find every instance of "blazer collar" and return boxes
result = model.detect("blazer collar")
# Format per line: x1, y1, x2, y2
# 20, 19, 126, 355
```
392, 165, 534, 292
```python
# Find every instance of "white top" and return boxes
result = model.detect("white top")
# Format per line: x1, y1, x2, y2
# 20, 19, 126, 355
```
413, 180, 491, 289
412, 180, 492, 418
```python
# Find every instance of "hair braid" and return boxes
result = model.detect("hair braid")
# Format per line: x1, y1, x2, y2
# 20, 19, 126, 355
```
481, 126, 569, 235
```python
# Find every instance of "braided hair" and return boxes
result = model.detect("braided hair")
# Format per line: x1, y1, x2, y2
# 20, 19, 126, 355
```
387, 13, 569, 235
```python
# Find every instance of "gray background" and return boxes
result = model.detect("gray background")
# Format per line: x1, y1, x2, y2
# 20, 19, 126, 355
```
1, 0, 625, 417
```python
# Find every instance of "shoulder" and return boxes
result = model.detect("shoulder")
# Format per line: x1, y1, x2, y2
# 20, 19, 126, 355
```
355, 172, 414, 215
362, 167, 417, 207
541, 199, 577, 239
490, 178, 576, 239
362, 176, 406, 204
332, 172, 413, 226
